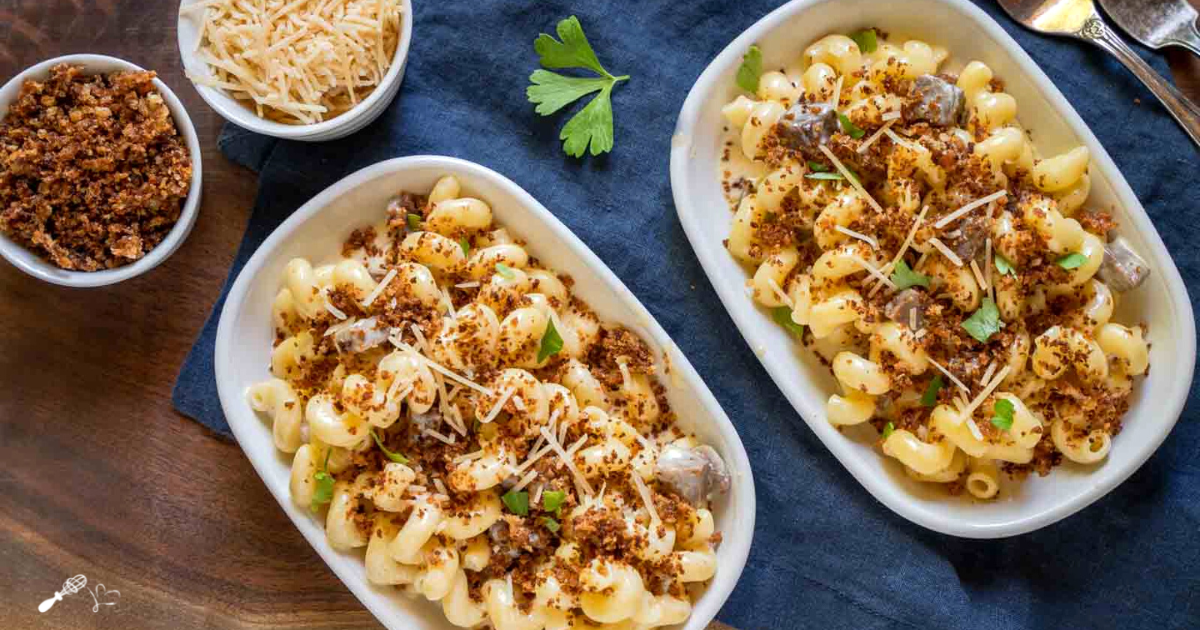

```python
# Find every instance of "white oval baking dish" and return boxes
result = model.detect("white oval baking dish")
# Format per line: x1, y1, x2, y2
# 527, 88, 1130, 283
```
215, 156, 755, 628
669, 0, 1195, 538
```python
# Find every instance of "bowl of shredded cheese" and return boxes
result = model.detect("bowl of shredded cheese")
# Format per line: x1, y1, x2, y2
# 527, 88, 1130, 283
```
177, 0, 412, 141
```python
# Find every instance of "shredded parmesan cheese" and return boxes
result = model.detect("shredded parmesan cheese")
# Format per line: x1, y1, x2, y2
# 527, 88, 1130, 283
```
965, 417, 985, 441
870, 205, 929, 298
835, 225, 879, 249
970, 259, 989, 292
928, 356, 971, 397
454, 281, 480, 289
540, 427, 594, 496
480, 387, 514, 425
933, 190, 1007, 229
767, 277, 794, 308
979, 360, 998, 386
883, 128, 924, 153
510, 470, 539, 493
856, 120, 895, 153
324, 301, 348, 320
630, 472, 660, 523
852, 256, 896, 290
829, 75, 844, 110
956, 366, 1012, 425
881, 111, 902, 121
453, 449, 484, 464
423, 429, 455, 445
187, 0, 404, 124
927, 237, 963, 267
361, 267, 396, 307
819, 145, 884, 213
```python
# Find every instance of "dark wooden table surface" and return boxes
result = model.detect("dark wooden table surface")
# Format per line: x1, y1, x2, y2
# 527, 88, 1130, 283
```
1, 1, 1197, 628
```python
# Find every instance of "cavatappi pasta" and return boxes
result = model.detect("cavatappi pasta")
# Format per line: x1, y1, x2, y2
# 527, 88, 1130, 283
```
248, 176, 731, 628
719, 30, 1152, 499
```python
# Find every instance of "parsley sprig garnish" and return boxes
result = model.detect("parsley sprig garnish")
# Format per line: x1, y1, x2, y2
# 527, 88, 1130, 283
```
991, 398, 1015, 431
850, 29, 878, 53
371, 429, 409, 464
311, 448, 335, 513
921, 375, 944, 407
771, 306, 804, 336
890, 260, 930, 290
1057, 252, 1088, 269
994, 253, 1016, 276
736, 45, 763, 93
502, 489, 530, 516
961, 297, 1002, 343
537, 318, 564, 363
527, 16, 629, 158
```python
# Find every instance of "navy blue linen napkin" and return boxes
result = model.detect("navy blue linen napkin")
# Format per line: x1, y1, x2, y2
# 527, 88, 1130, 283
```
174, 1, 1200, 628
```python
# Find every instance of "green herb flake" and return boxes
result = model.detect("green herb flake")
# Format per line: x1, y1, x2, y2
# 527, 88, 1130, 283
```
921, 375, 943, 408
527, 16, 630, 158
850, 29, 878, 53
736, 44, 763, 93
406, 213, 422, 231
502, 490, 530, 516
890, 260, 931, 290
542, 490, 566, 517
804, 171, 845, 181
495, 262, 516, 279
994, 253, 1016, 276
882, 421, 895, 439
542, 517, 561, 533
459, 238, 471, 256
838, 113, 866, 139
961, 297, 1002, 343
771, 305, 804, 336
1057, 252, 1088, 270
310, 449, 335, 513
538, 318, 565, 363
991, 398, 1015, 431
807, 161, 830, 172
371, 430, 409, 464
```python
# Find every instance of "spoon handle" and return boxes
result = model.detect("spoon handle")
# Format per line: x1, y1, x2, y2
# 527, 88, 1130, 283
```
1077, 15, 1200, 148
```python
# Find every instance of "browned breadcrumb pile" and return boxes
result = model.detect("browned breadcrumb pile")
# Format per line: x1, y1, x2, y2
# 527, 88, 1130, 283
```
0, 64, 192, 271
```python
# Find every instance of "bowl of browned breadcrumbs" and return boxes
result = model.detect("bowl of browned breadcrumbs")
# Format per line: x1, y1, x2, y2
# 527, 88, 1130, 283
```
0, 54, 202, 287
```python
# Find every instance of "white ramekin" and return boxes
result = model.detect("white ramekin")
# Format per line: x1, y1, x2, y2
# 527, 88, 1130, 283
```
0, 54, 203, 288
176, 0, 413, 142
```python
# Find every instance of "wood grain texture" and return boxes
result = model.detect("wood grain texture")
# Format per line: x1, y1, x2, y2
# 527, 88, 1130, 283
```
0, 0, 1195, 628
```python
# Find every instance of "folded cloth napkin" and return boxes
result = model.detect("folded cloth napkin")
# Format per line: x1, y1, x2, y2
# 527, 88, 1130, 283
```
174, 0, 1200, 627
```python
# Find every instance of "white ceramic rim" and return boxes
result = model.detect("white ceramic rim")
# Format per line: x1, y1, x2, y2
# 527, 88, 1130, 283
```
669, 0, 1196, 538
214, 155, 755, 628
176, 0, 413, 141
0, 54, 203, 288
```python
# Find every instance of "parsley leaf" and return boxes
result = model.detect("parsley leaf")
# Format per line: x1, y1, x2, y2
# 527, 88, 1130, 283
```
882, 421, 895, 439
527, 16, 629, 158
838, 113, 866, 139
459, 238, 471, 256
371, 429, 409, 464
736, 45, 763, 93
502, 490, 530, 516
805, 171, 845, 181
538, 318, 564, 363
542, 490, 566, 517
991, 398, 1015, 431
406, 213, 422, 231
1057, 252, 1088, 269
890, 260, 930, 290
921, 375, 943, 407
961, 297, 1002, 343
771, 306, 804, 336
850, 29, 878, 53
542, 517, 561, 533
495, 263, 516, 279
994, 253, 1016, 276
310, 448, 335, 513
807, 161, 829, 172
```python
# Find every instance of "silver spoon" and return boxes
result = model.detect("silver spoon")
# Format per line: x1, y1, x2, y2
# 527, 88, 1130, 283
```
996, 0, 1200, 148
1097, 0, 1200, 57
